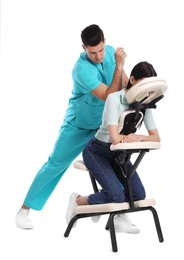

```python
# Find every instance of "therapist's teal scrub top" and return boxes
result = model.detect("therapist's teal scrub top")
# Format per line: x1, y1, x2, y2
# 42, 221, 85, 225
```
64, 45, 116, 130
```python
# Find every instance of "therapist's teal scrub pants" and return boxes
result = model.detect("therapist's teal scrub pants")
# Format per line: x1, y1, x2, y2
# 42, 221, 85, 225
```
23, 121, 97, 210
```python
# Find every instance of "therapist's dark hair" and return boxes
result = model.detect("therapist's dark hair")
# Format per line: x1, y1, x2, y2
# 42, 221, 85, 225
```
126, 61, 157, 90
81, 24, 105, 47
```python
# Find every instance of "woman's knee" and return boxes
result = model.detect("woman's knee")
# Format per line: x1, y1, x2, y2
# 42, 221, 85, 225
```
107, 193, 125, 203
140, 189, 146, 200
134, 188, 146, 201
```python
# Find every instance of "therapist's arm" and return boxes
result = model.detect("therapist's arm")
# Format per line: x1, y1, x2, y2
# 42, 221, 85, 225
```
91, 48, 128, 101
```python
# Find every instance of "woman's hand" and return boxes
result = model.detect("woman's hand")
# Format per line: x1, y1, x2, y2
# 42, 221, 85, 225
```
122, 133, 144, 143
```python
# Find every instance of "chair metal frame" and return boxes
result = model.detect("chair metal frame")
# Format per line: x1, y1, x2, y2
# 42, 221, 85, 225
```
64, 147, 164, 252
64, 79, 167, 251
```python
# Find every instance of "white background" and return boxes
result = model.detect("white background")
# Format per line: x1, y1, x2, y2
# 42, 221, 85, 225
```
0, 0, 183, 259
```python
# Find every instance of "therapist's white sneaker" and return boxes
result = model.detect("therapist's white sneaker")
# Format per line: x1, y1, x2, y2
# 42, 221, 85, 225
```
113, 214, 140, 234
15, 208, 34, 229
66, 193, 79, 228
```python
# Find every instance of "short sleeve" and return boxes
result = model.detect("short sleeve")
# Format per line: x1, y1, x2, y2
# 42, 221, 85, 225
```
104, 94, 120, 126
74, 65, 101, 93
144, 109, 157, 130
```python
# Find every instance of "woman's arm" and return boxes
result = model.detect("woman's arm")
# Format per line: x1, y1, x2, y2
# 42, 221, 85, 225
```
108, 126, 160, 145
123, 129, 160, 143
108, 125, 126, 144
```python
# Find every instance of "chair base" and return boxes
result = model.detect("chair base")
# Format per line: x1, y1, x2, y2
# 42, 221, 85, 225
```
64, 199, 164, 252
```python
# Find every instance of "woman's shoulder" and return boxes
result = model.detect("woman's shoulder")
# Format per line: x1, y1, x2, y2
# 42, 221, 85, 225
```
105, 91, 123, 106
107, 90, 125, 100
106, 90, 128, 109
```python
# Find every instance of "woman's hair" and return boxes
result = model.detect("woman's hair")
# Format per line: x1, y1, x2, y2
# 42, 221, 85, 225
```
126, 61, 157, 90
81, 24, 104, 47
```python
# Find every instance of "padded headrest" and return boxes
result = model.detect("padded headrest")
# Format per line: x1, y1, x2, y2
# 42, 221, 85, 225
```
126, 76, 168, 104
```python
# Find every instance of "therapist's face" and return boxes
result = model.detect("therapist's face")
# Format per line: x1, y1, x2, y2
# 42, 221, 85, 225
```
82, 41, 105, 64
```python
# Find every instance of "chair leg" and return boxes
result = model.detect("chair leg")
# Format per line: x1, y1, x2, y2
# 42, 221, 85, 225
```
89, 172, 100, 193
64, 215, 78, 237
148, 206, 164, 242
107, 213, 118, 252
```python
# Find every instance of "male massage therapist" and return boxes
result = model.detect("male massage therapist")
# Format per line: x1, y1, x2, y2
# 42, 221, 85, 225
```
15, 24, 139, 233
